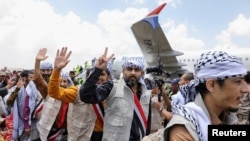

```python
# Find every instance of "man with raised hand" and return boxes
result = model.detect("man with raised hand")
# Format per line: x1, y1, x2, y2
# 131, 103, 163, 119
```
80, 47, 152, 141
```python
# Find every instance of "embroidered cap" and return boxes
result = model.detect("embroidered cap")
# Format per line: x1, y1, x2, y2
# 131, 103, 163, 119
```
122, 60, 144, 70
194, 51, 247, 82
40, 61, 53, 70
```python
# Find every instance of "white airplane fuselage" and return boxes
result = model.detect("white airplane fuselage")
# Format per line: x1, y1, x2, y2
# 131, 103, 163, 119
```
112, 48, 250, 80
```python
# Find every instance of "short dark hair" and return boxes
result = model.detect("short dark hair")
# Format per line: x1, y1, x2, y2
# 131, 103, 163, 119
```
196, 79, 225, 96
184, 72, 194, 81
20, 70, 33, 78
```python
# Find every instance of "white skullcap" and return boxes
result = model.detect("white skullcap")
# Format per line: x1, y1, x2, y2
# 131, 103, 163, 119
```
61, 71, 74, 86
40, 61, 53, 70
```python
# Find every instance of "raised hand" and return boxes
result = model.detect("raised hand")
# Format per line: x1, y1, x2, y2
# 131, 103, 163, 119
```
54, 47, 72, 70
95, 47, 114, 70
36, 48, 48, 61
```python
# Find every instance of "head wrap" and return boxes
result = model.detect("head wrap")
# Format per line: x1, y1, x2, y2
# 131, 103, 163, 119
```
40, 61, 53, 70
61, 71, 74, 86
122, 60, 144, 70
122, 60, 145, 85
173, 51, 247, 105
194, 51, 247, 82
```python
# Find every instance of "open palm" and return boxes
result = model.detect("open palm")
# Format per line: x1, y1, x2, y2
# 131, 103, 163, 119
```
54, 47, 72, 70
36, 48, 48, 61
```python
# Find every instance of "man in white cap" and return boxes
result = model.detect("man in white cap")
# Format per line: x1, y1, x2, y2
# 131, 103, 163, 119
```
39, 61, 53, 83
34, 47, 97, 141
161, 51, 249, 141
80, 47, 152, 141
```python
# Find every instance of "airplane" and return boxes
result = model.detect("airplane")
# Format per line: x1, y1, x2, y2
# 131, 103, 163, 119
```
130, 3, 186, 79
111, 3, 250, 81
74, 3, 250, 83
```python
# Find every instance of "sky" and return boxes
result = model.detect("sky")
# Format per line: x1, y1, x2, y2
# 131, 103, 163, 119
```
0, 0, 250, 72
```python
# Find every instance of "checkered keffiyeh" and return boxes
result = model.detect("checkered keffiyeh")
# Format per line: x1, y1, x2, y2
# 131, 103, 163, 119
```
122, 60, 144, 70
194, 51, 247, 82
122, 60, 145, 86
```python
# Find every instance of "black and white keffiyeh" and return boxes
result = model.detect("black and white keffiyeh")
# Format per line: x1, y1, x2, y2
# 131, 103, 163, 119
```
171, 79, 199, 105
122, 60, 144, 71
194, 51, 247, 82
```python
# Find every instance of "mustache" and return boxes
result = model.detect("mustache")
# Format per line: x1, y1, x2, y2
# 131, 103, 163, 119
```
128, 76, 137, 80
125, 76, 139, 87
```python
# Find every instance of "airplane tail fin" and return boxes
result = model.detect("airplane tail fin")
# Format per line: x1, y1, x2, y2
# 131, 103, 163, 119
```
143, 3, 167, 29
147, 3, 167, 16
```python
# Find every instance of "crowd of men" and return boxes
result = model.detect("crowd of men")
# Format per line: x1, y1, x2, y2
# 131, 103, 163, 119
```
0, 47, 249, 141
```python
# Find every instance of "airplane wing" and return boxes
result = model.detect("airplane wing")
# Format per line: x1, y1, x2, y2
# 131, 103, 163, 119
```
131, 3, 187, 77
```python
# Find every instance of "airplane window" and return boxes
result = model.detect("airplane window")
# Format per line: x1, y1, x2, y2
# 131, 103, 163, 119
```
245, 57, 248, 61
187, 59, 190, 62
192, 59, 195, 62
183, 59, 186, 62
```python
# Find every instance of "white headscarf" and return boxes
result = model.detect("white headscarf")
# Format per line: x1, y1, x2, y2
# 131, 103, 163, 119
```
40, 61, 53, 69
61, 71, 74, 86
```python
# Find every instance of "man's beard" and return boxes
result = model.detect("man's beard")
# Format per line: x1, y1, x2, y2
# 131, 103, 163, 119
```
124, 76, 139, 87
43, 75, 50, 83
